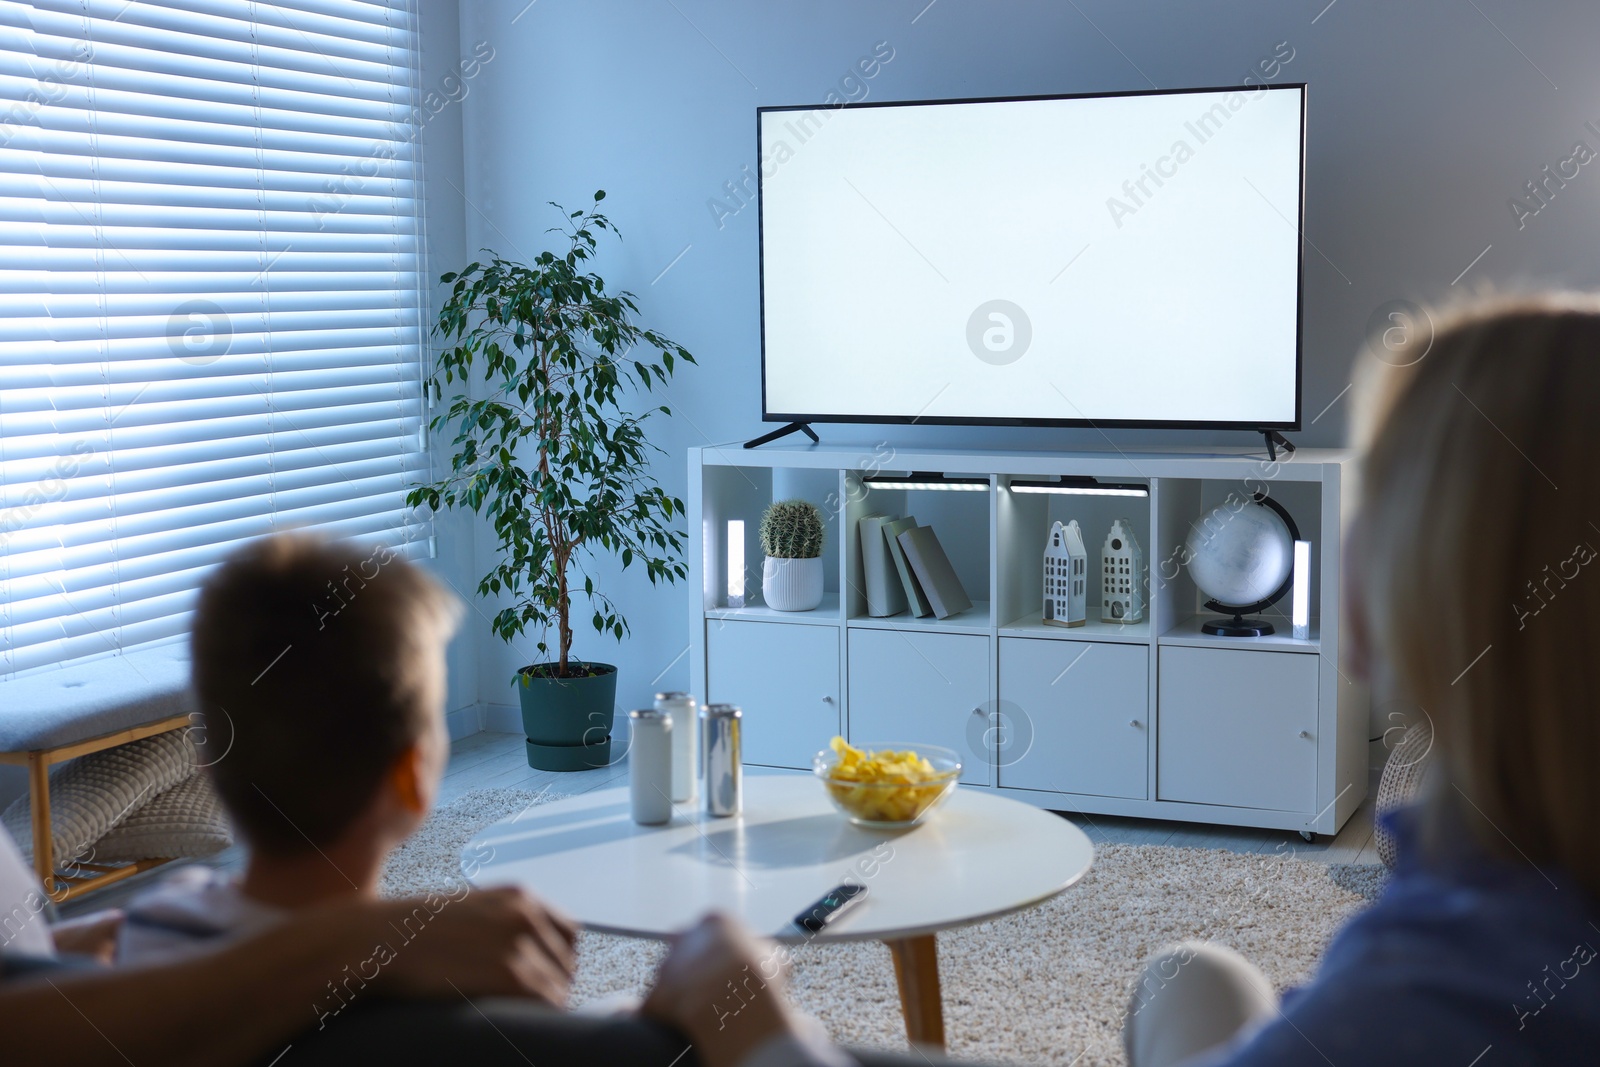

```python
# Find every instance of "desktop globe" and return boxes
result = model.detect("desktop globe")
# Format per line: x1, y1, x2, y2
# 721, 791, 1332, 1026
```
1185, 494, 1299, 636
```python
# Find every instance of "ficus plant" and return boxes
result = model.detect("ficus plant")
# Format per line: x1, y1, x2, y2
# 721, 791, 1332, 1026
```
408, 191, 696, 680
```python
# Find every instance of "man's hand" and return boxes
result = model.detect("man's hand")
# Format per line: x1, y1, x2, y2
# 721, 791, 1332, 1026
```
371, 886, 580, 1007
50, 907, 124, 964
643, 913, 805, 1067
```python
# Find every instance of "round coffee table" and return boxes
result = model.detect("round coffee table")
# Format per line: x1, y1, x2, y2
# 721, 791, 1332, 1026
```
463, 773, 1094, 1049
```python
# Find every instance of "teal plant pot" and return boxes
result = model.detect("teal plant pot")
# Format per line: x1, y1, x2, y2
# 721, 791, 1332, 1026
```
518, 662, 617, 771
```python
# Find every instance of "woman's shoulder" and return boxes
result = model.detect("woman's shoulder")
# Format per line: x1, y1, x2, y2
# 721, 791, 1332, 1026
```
1216, 856, 1600, 1067
1322, 853, 1594, 979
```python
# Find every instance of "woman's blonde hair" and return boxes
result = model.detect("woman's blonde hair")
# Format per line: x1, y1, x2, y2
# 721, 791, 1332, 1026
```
1352, 292, 1600, 893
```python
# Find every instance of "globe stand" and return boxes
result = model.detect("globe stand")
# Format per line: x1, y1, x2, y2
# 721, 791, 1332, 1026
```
1202, 612, 1276, 637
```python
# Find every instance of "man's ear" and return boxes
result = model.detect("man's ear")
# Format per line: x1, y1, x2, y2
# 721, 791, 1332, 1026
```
388, 740, 429, 816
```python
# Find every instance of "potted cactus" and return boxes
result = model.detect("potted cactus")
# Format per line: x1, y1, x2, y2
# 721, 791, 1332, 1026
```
760, 499, 825, 611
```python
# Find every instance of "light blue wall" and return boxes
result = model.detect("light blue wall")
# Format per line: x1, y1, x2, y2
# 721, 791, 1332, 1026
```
446, 0, 1600, 716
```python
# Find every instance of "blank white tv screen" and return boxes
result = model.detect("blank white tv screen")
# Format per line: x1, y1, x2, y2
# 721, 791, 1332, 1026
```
758, 85, 1305, 428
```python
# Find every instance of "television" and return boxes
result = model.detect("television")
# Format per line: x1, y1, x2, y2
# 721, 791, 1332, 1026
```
756, 84, 1306, 432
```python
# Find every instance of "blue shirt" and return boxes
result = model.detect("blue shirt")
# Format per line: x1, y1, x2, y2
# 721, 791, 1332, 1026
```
1201, 808, 1600, 1067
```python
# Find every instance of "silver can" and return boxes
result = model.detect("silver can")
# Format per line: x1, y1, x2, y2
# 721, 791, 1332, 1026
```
628, 709, 673, 825
701, 703, 743, 817
655, 691, 699, 804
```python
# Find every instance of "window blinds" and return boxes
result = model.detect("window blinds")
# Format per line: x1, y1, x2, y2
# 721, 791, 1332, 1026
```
0, 0, 428, 676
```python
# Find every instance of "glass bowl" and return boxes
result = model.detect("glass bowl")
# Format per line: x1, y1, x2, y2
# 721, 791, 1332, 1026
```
813, 742, 962, 828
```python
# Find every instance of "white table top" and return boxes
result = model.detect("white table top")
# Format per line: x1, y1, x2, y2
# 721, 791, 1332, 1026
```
463, 774, 1095, 943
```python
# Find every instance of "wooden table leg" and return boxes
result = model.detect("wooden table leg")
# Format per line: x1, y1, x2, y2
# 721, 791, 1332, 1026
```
27, 752, 56, 900
886, 934, 945, 1051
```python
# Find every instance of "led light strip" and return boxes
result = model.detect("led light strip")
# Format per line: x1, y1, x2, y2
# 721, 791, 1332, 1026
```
1008, 478, 1149, 497
1009, 484, 1148, 497
1292, 539, 1311, 640
727, 519, 745, 609
863, 474, 989, 492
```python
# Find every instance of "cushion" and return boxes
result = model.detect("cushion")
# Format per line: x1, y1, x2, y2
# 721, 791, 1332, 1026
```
2, 730, 198, 864
90, 773, 232, 864
0, 644, 194, 752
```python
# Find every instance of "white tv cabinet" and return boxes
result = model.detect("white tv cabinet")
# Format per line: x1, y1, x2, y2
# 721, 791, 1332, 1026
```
687, 444, 1368, 837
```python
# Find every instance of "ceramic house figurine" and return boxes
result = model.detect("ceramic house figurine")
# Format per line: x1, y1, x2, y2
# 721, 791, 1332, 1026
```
1043, 519, 1088, 627
1101, 518, 1145, 623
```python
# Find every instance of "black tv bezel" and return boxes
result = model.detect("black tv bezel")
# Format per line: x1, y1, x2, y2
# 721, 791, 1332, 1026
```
755, 82, 1308, 433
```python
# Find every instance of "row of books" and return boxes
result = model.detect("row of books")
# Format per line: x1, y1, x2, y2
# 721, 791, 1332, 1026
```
858, 514, 973, 620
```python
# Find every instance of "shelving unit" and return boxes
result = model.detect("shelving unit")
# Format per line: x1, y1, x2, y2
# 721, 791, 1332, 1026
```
688, 443, 1368, 837
847, 600, 995, 634
999, 615, 1151, 644
1160, 614, 1320, 652
704, 592, 842, 627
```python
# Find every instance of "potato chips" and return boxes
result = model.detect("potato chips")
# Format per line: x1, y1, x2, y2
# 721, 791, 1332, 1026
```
820, 737, 956, 825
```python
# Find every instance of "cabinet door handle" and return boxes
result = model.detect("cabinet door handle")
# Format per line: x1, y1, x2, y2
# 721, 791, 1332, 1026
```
1299, 730, 1312, 739
1129, 719, 1142, 728
821, 696, 834, 704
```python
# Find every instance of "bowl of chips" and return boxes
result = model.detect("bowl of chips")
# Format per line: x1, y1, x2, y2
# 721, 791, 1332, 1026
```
814, 738, 962, 828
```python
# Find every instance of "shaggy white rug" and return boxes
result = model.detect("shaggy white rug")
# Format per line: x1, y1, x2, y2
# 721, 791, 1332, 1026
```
383, 788, 1386, 1067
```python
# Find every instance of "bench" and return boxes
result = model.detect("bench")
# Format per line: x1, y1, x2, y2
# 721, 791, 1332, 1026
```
0, 645, 194, 901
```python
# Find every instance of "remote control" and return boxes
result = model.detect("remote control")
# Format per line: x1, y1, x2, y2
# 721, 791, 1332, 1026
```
793, 883, 868, 933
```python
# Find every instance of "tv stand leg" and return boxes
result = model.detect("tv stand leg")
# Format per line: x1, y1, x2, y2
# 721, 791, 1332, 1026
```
1261, 429, 1296, 462
744, 422, 820, 449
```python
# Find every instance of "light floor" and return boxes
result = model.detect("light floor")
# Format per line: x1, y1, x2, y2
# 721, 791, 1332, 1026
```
60, 732, 1383, 918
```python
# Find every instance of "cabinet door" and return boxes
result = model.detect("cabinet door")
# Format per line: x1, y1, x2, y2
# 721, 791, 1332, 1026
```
1157, 646, 1318, 812
707, 622, 840, 770
846, 629, 992, 785
997, 638, 1147, 799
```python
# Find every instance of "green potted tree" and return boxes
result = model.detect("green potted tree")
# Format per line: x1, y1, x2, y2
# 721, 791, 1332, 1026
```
760, 499, 825, 611
409, 192, 695, 771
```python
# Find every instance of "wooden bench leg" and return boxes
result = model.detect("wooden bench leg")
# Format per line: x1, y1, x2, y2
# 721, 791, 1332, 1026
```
886, 934, 945, 1051
26, 752, 55, 899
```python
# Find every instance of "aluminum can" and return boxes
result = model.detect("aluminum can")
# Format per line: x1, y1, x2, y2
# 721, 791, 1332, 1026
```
655, 691, 699, 803
701, 703, 743, 817
628, 709, 673, 825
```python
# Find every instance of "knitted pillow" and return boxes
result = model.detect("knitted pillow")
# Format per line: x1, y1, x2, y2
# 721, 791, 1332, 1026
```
89, 773, 232, 864
1373, 722, 1434, 869
1, 730, 197, 865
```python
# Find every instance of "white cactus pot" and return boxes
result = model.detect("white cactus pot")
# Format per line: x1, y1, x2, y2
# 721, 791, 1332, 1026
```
762, 556, 824, 611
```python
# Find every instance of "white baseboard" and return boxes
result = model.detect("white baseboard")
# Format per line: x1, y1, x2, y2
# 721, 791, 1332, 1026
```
445, 703, 483, 740
482, 702, 521, 734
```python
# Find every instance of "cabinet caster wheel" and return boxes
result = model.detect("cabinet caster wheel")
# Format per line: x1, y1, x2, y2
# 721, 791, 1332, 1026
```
1299, 831, 1317, 843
